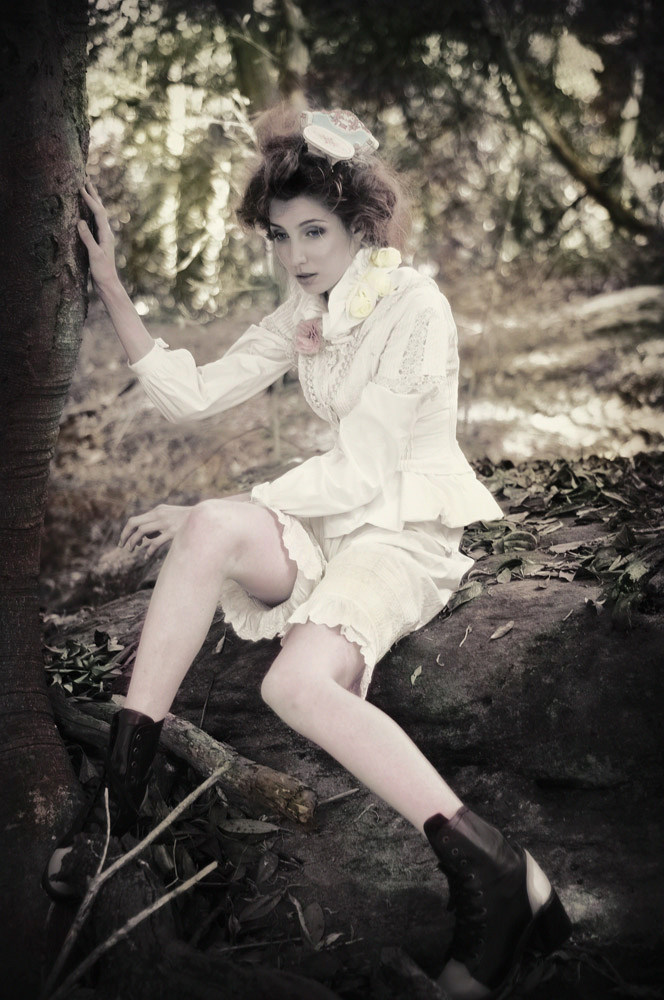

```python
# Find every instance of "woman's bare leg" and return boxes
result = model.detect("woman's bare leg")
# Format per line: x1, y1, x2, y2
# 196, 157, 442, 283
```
261, 622, 463, 832
125, 500, 297, 721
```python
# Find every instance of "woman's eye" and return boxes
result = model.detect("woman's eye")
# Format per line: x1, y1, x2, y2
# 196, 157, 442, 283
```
307, 228, 324, 238
271, 231, 287, 242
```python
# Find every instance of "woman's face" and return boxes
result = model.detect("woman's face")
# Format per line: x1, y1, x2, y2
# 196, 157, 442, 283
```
268, 196, 361, 296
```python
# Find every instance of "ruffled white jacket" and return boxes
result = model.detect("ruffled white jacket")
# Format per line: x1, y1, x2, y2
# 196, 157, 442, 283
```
129, 249, 503, 537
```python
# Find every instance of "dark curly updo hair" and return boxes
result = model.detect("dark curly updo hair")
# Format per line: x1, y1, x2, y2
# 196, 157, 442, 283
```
237, 105, 410, 252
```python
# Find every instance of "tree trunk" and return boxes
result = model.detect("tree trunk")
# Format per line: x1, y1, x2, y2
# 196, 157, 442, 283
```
0, 2, 90, 995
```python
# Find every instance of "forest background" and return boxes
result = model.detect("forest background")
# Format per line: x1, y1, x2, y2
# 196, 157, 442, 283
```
1, 1, 663, 999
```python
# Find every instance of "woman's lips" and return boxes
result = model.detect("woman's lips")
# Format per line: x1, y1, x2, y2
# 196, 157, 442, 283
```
296, 273, 317, 283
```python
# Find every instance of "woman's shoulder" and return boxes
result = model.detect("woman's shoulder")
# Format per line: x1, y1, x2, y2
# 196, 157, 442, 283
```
381, 266, 454, 328
391, 266, 449, 307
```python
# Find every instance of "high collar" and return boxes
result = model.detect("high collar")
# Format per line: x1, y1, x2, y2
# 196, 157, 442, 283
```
291, 247, 382, 346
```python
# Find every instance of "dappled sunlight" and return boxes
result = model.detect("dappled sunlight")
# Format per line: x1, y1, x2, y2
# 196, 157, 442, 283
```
461, 395, 663, 461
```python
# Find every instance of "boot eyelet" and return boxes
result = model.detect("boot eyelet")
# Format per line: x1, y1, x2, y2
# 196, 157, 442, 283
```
451, 848, 459, 856
442, 836, 449, 843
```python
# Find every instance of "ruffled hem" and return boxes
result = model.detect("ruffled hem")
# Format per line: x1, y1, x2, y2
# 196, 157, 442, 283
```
267, 502, 324, 581
286, 601, 377, 699
218, 504, 324, 642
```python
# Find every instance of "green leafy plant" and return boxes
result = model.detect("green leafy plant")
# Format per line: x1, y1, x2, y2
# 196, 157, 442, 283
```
44, 630, 126, 700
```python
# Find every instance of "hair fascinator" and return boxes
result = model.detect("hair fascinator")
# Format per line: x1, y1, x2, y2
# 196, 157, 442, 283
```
300, 109, 379, 166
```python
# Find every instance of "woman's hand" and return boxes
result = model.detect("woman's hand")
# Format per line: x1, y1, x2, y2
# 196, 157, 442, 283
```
119, 504, 192, 556
77, 179, 120, 294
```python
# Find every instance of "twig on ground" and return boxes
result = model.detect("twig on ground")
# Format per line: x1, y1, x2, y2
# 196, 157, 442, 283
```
44, 861, 217, 1000
318, 788, 360, 807
94, 787, 111, 878
40, 764, 231, 999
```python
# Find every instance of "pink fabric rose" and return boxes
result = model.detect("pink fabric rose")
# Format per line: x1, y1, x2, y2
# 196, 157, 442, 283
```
295, 318, 323, 355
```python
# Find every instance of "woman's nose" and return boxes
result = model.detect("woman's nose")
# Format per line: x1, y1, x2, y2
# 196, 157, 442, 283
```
291, 240, 307, 266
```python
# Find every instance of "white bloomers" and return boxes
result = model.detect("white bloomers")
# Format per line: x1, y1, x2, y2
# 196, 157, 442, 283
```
218, 503, 473, 699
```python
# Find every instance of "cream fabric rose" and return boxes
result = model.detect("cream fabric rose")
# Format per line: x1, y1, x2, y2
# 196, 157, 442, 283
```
348, 286, 376, 319
370, 247, 402, 268
365, 268, 392, 297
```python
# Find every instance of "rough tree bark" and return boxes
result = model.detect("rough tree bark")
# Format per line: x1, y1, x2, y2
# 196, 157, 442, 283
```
0, 2, 90, 996
0, 9, 340, 999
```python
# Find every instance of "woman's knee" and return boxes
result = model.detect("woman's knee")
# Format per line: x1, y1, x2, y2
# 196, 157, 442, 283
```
261, 623, 364, 721
261, 656, 311, 720
176, 499, 249, 566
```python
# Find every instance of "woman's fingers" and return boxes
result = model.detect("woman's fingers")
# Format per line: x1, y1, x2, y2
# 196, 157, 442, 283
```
141, 533, 169, 557
77, 182, 119, 287
80, 182, 114, 234
119, 512, 162, 549
119, 505, 190, 551
77, 219, 95, 248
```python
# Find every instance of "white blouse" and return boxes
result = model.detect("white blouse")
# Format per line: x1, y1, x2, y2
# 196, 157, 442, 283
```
129, 248, 503, 537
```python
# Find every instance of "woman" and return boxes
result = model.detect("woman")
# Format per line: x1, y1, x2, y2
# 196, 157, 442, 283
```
46, 108, 571, 998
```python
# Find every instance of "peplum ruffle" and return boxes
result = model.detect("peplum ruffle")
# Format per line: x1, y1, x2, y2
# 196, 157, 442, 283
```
218, 505, 324, 642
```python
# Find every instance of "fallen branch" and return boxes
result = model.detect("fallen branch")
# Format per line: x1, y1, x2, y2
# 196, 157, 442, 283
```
50, 689, 317, 824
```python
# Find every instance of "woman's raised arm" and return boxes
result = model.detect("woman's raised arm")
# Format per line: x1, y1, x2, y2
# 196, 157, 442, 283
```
77, 179, 154, 364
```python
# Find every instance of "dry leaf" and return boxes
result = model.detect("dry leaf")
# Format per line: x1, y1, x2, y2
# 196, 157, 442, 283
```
410, 665, 422, 686
256, 850, 279, 885
303, 901, 326, 948
490, 621, 514, 640
217, 818, 280, 836
238, 890, 283, 924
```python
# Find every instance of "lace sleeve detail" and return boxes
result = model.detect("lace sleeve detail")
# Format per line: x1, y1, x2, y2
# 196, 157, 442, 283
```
374, 292, 455, 394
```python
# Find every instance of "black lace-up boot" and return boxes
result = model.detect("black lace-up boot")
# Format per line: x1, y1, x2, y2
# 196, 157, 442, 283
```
43, 708, 163, 901
424, 806, 572, 999
105, 708, 164, 836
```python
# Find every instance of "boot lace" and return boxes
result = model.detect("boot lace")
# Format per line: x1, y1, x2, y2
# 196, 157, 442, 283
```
442, 858, 488, 963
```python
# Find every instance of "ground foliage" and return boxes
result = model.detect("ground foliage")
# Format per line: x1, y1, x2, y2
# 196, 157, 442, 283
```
46, 716, 370, 995
454, 453, 664, 628
44, 630, 128, 699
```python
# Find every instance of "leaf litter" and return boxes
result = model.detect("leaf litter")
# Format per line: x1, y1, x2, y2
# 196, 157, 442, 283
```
453, 454, 664, 628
